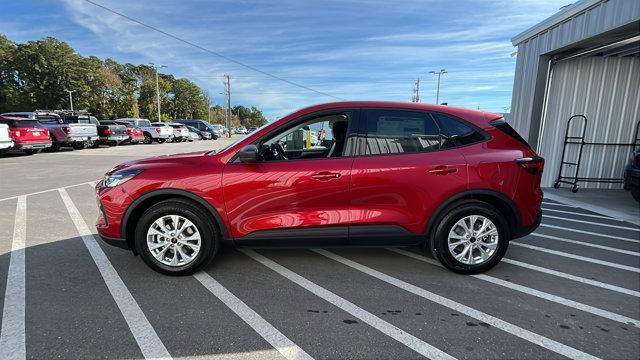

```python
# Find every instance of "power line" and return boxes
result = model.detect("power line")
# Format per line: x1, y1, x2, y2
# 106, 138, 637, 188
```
82, 0, 344, 101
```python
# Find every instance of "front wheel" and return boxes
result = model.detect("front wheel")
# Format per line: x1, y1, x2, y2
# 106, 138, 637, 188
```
430, 201, 508, 274
135, 199, 219, 275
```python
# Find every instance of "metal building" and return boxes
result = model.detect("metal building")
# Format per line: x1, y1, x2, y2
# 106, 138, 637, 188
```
510, 0, 640, 189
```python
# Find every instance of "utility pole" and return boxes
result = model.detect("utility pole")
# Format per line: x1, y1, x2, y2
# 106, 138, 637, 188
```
149, 63, 167, 121
412, 79, 420, 102
65, 90, 76, 111
207, 90, 212, 123
429, 69, 447, 104
223, 75, 231, 138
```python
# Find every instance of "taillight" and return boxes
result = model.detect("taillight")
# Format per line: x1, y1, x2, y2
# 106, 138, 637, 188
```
9, 129, 20, 139
155, 128, 161, 133
104, 128, 112, 135
62, 127, 70, 134
516, 156, 544, 175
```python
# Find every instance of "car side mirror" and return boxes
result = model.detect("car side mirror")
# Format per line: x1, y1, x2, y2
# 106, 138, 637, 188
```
238, 144, 259, 163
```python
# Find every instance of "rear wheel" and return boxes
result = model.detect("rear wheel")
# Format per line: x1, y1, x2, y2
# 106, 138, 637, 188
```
72, 142, 85, 150
430, 201, 508, 274
135, 199, 219, 275
48, 137, 61, 152
143, 133, 153, 144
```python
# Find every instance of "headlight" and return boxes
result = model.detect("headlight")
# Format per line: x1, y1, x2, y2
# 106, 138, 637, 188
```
103, 169, 143, 188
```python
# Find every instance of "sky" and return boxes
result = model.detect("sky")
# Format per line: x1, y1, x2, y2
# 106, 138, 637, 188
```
0, 0, 570, 120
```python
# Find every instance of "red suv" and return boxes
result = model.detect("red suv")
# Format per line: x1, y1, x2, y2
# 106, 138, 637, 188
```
0, 116, 52, 154
95, 102, 543, 275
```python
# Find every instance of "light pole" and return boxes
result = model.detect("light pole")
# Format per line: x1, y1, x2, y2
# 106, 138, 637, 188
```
149, 63, 167, 121
429, 69, 447, 104
65, 90, 76, 111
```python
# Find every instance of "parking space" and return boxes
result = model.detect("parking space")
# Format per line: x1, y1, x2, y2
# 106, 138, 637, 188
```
0, 142, 639, 359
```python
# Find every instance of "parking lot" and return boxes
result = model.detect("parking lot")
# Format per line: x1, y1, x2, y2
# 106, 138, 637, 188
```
0, 139, 639, 360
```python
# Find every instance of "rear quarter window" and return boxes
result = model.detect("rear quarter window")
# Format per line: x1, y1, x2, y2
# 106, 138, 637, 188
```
433, 114, 486, 148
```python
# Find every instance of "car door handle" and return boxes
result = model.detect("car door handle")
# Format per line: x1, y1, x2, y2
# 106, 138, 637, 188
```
311, 171, 341, 180
428, 166, 457, 175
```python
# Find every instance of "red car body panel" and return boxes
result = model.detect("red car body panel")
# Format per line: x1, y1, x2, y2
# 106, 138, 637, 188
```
95, 101, 543, 249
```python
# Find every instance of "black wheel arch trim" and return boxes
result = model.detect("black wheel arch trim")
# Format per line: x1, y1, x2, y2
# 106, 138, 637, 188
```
424, 189, 522, 239
120, 188, 229, 252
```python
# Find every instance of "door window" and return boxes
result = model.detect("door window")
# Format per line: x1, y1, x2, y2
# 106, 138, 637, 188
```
260, 113, 351, 161
361, 109, 442, 155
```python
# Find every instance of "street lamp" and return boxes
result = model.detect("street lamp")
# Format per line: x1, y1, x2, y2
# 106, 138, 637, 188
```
149, 63, 167, 121
65, 90, 76, 111
429, 69, 447, 104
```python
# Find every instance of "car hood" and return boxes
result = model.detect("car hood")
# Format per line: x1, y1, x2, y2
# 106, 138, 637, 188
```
108, 151, 209, 173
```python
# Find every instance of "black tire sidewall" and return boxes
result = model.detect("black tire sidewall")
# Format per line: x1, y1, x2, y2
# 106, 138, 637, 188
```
135, 200, 219, 275
431, 201, 509, 274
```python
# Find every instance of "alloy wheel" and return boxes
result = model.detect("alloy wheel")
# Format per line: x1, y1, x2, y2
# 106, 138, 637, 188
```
146, 214, 202, 267
447, 215, 498, 265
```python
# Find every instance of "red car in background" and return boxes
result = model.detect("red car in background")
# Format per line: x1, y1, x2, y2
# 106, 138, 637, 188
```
114, 120, 145, 144
0, 116, 52, 154
95, 101, 544, 275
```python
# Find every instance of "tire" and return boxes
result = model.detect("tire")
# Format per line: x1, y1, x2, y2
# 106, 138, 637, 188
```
135, 199, 219, 275
429, 201, 509, 274
553, 181, 560, 189
143, 133, 153, 144
48, 137, 61, 152
72, 142, 85, 150
571, 185, 579, 193
91, 140, 100, 148
107, 141, 118, 147
156, 138, 166, 144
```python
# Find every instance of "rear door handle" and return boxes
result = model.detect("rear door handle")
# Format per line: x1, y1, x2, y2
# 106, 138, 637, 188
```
428, 166, 458, 175
311, 171, 341, 180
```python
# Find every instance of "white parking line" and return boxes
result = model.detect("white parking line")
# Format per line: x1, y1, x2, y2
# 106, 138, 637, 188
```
0, 181, 96, 203
314, 249, 600, 360
58, 188, 172, 360
239, 249, 456, 360
543, 215, 640, 232
0, 196, 26, 360
388, 248, 640, 328
531, 233, 640, 256
193, 272, 313, 360
541, 207, 621, 221
540, 224, 640, 244
501, 258, 640, 297
512, 242, 640, 273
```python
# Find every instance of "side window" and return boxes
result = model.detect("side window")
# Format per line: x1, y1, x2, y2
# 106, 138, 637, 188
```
361, 109, 441, 155
260, 113, 350, 161
434, 114, 485, 148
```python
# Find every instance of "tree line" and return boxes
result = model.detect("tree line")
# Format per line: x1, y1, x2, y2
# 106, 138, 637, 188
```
0, 34, 267, 127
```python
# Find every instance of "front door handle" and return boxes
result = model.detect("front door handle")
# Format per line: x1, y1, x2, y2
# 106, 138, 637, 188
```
428, 166, 458, 175
311, 171, 341, 180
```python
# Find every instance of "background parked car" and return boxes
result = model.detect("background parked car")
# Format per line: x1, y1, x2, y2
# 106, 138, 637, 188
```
2, 111, 99, 151
0, 116, 51, 154
0, 123, 14, 155
96, 120, 128, 146
117, 118, 172, 144
176, 119, 221, 139
102, 120, 144, 144
624, 149, 640, 202
185, 125, 212, 140
58, 114, 101, 149
165, 122, 190, 142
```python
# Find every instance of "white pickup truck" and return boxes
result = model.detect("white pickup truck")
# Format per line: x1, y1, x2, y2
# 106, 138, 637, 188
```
0, 123, 14, 155
116, 118, 173, 144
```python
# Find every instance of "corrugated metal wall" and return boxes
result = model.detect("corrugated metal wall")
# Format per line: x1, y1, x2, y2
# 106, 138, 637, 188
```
510, 0, 640, 141
539, 55, 640, 188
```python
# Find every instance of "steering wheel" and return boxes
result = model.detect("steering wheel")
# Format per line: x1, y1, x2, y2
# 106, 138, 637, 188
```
270, 143, 288, 160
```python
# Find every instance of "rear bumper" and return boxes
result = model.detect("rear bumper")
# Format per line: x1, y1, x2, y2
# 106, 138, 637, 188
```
513, 209, 542, 239
0, 140, 13, 150
14, 141, 51, 150
68, 135, 99, 143
100, 135, 129, 142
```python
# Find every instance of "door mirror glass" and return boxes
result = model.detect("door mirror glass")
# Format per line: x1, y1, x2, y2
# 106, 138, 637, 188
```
238, 144, 258, 163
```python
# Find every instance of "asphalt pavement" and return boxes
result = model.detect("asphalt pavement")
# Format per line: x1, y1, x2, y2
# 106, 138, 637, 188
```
0, 139, 638, 359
